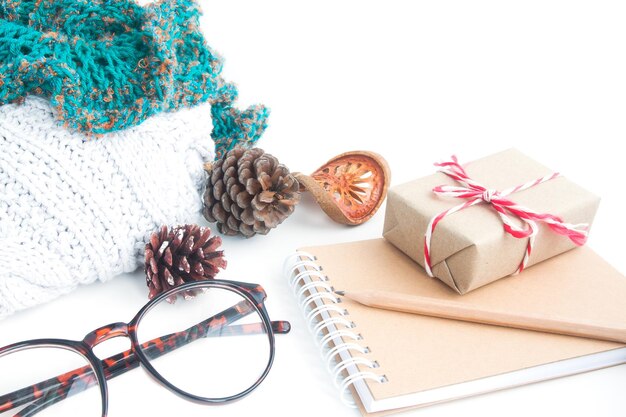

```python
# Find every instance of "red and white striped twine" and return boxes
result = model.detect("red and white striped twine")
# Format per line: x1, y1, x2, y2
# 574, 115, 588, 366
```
423, 155, 589, 277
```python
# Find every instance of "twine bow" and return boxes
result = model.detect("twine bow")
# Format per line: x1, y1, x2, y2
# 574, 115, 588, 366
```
423, 156, 588, 277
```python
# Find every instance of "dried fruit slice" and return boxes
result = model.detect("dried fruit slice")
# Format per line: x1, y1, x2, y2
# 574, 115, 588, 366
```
294, 151, 390, 225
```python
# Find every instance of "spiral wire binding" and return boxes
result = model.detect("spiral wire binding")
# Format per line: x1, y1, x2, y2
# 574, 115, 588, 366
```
287, 251, 387, 408
296, 280, 334, 301
306, 304, 348, 325
324, 343, 369, 372
319, 329, 362, 353
331, 357, 380, 388
312, 317, 355, 340
290, 268, 327, 291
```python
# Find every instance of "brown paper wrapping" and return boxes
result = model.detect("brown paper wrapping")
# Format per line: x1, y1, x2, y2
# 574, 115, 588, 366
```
383, 149, 600, 294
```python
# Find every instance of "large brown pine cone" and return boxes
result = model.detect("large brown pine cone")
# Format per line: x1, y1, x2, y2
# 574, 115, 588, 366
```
203, 147, 300, 237
144, 224, 226, 301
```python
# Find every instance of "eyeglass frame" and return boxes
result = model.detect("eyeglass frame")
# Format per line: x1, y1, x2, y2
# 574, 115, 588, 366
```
0, 279, 291, 417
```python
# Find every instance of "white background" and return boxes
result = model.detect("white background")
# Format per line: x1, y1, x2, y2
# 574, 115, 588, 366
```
2, 1, 626, 416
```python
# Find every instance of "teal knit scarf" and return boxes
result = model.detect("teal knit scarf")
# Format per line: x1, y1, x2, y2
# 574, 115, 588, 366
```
0, 0, 268, 156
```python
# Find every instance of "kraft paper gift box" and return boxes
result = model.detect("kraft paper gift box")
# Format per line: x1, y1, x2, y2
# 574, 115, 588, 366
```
383, 149, 600, 294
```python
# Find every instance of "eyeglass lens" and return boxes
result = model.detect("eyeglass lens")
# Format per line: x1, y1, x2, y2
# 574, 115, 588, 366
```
0, 346, 102, 417
135, 284, 272, 400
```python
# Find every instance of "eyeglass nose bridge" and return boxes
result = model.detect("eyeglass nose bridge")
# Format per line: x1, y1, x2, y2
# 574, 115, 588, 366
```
83, 322, 130, 348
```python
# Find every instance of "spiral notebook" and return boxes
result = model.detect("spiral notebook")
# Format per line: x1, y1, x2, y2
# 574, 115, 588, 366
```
285, 239, 626, 415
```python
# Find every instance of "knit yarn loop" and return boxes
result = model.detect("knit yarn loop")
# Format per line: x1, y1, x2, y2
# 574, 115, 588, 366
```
0, 0, 268, 156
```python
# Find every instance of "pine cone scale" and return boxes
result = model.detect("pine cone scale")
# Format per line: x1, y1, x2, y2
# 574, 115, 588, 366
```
209, 204, 226, 223
177, 256, 190, 273
245, 178, 260, 195
226, 215, 240, 232
204, 236, 222, 252
221, 193, 232, 213
241, 207, 255, 225
278, 198, 298, 207
163, 248, 173, 266
259, 191, 275, 203
163, 268, 174, 286
212, 180, 224, 201
193, 229, 211, 250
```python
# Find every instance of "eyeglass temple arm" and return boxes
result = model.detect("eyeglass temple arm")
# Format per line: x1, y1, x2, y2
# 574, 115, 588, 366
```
0, 301, 290, 416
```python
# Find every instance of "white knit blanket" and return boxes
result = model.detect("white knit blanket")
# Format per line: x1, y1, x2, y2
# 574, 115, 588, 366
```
0, 97, 214, 318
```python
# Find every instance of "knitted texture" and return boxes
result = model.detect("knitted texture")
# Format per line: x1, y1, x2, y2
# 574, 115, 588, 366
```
0, 0, 268, 157
0, 97, 214, 318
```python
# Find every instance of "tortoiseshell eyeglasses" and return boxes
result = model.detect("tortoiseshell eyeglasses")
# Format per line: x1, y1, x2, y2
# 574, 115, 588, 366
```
0, 280, 290, 417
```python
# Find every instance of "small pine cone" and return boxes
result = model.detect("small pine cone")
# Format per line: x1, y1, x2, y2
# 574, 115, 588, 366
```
203, 147, 300, 237
144, 225, 226, 302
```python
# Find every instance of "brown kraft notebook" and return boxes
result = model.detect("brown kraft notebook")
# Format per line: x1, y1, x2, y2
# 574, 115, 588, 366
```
285, 239, 626, 415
